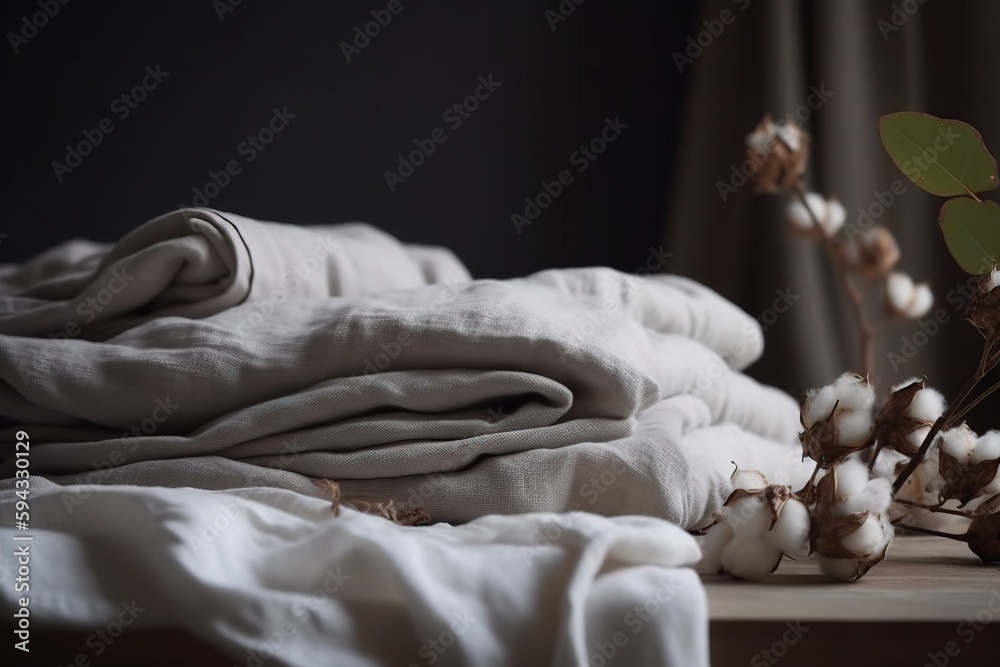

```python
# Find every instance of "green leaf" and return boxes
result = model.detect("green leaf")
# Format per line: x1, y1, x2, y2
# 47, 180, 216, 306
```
939, 198, 1000, 274
879, 112, 998, 197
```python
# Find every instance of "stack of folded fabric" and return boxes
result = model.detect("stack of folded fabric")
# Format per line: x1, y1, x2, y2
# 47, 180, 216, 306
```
0, 209, 810, 666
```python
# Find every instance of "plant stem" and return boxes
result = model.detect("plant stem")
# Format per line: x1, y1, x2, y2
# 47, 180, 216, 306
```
892, 342, 996, 495
893, 498, 966, 517
793, 183, 877, 380
949, 376, 1000, 425
891, 521, 970, 541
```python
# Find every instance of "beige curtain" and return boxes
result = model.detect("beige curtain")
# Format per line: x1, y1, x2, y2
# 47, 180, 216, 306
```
666, 0, 1000, 412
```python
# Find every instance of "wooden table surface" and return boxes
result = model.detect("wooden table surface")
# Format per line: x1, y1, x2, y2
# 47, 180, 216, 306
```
700, 535, 1000, 666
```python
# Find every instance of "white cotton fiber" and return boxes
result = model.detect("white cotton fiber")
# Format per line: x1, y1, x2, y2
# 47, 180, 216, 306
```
765, 498, 810, 556
841, 476, 892, 516
906, 386, 946, 423
700, 521, 734, 571
908, 284, 934, 318
746, 128, 771, 153
972, 431, 1000, 464
833, 373, 875, 411
725, 496, 772, 538
887, 272, 915, 312
804, 385, 838, 426
871, 448, 907, 482
720, 536, 782, 580
841, 514, 885, 557
787, 192, 828, 234
775, 123, 802, 151
731, 469, 769, 492
837, 409, 874, 446
834, 458, 870, 501
939, 426, 976, 463
907, 425, 931, 453
825, 199, 846, 236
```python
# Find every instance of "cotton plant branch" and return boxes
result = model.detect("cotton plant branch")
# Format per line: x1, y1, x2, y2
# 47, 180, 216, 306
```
746, 116, 929, 382
791, 183, 878, 377
702, 114, 1000, 583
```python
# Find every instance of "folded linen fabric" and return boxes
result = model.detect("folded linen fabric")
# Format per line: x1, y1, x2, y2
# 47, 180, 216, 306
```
0, 483, 709, 667
0, 209, 811, 529
0, 208, 471, 340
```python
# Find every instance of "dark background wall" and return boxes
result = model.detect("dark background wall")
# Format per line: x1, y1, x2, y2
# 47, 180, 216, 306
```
2, 0, 699, 278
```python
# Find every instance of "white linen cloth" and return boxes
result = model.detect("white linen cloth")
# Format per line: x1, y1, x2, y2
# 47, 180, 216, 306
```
0, 208, 811, 529
0, 482, 709, 667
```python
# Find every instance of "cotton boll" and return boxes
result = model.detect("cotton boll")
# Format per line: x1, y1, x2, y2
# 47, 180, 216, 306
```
765, 499, 810, 556
834, 458, 871, 501
819, 555, 861, 582
700, 521, 734, 571
887, 272, 915, 313
907, 284, 934, 318
730, 469, 769, 492
837, 409, 874, 446
720, 536, 783, 580
834, 376, 875, 418
775, 123, 802, 152
871, 448, 907, 482
841, 476, 892, 516
804, 385, 839, 426
841, 514, 886, 557
746, 129, 772, 153
824, 199, 846, 236
940, 426, 976, 464
832, 373, 875, 411
972, 431, 1000, 464
907, 425, 931, 453
906, 386, 946, 423
724, 496, 772, 538
787, 192, 828, 234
